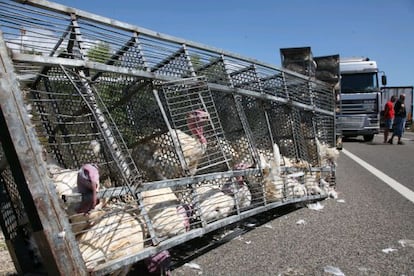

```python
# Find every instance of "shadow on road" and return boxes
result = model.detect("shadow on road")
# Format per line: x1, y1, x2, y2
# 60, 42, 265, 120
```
168, 203, 307, 271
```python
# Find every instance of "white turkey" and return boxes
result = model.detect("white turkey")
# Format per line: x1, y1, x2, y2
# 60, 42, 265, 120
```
304, 172, 338, 198
40, 141, 148, 274
316, 138, 340, 167
285, 172, 307, 198
48, 162, 101, 213
195, 184, 234, 222
222, 162, 252, 209
51, 162, 146, 273
131, 109, 210, 181
77, 208, 146, 272
302, 138, 340, 197
44, 140, 102, 211
260, 143, 284, 202
45, 158, 117, 235
43, 140, 113, 233
141, 186, 191, 239
304, 172, 324, 196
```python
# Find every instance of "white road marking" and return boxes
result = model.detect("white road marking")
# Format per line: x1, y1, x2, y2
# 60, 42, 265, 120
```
342, 149, 414, 204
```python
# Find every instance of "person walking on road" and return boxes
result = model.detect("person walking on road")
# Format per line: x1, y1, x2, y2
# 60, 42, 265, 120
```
383, 95, 396, 143
388, 94, 406, 145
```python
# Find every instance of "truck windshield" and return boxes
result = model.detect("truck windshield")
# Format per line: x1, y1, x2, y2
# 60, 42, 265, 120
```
341, 73, 378, 93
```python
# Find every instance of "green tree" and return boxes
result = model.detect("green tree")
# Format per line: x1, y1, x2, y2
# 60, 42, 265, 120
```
87, 42, 111, 63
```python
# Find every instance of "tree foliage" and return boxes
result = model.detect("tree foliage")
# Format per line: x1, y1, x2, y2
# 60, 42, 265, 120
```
87, 42, 111, 63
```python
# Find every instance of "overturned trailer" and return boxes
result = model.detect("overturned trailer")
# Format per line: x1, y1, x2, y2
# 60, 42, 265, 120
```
280, 47, 341, 148
0, 0, 337, 274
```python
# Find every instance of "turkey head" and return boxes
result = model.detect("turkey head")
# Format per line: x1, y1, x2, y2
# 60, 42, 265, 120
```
186, 109, 209, 146
76, 164, 100, 213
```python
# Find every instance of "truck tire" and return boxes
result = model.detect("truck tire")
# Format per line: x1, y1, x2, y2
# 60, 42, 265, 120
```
363, 134, 374, 142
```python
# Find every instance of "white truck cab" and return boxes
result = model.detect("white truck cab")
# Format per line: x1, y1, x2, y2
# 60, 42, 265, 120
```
336, 57, 386, 142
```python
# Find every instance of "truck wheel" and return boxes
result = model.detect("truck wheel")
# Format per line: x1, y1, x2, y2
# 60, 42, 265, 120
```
336, 136, 343, 150
363, 134, 374, 142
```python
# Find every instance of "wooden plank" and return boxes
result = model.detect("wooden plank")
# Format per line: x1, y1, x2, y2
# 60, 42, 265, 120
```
0, 30, 88, 275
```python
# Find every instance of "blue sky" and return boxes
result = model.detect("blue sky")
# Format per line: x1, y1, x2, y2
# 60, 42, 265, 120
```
52, 0, 413, 87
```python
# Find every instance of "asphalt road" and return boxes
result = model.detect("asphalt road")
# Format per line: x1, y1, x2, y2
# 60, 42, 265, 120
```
170, 132, 414, 275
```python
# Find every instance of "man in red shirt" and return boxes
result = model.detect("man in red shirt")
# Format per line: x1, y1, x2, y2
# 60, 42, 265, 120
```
383, 95, 396, 143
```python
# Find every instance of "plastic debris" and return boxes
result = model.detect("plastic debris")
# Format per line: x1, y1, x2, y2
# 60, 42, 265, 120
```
336, 199, 346, 203
263, 224, 273, 229
307, 201, 324, 210
296, 219, 306, 225
398, 239, 414, 248
218, 229, 236, 239
184, 262, 202, 270
26, 104, 33, 118
323, 265, 345, 275
245, 240, 251, 245
382, 248, 397, 253
287, 172, 304, 178
328, 189, 338, 199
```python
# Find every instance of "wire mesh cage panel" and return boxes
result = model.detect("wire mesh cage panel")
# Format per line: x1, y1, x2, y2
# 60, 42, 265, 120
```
0, 0, 339, 275
192, 54, 230, 86
314, 114, 336, 146
156, 77, 231, 176
28, 65, 141, 188
0, 168, 24, 242
261, 73, 286, 97
211, 91, 266, 207
267, 102, 298, 159
211, 92, 255, 167
284, 74, 314, 106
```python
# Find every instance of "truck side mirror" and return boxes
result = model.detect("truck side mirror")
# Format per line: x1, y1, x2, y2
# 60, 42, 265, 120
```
381, 75, 387, 86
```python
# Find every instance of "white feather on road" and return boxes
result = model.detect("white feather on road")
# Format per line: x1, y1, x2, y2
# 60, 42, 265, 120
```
296, 219, 306, 225
382, 248, 397, 254
306, 201, 324, 211
184, 262, 202, 270
398, 239, 414, 248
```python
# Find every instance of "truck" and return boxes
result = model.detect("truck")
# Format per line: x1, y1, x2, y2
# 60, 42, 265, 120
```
380, 86, 414, 129
279, 48, 387, 143
336, 57, 387, 142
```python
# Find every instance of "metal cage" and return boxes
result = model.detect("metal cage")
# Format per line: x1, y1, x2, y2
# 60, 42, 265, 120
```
0, 0, 337, 275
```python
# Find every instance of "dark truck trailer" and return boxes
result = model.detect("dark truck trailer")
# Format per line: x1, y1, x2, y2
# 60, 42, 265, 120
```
279, 47, 342, 148
380, 86, 414, 128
